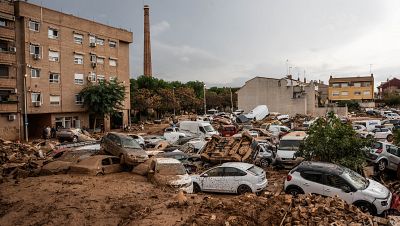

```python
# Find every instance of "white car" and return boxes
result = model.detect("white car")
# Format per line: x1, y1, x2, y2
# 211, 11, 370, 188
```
384, 113, 400, 120
284, 161, 392, 215
268, 125, 290, 137
148, 158, 193, 193
191, 162, 268, 194
352, 124, 367, 133
127, 134, 145, 148
357, 126, 393, 141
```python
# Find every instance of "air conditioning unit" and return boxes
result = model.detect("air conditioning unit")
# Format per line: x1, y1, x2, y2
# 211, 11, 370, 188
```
8, 114, 16, 121
10, 88, 17, 94
33, 54, 40, 60
89, 42, 96, 47
33, 102, 41, 107
91, 62, 97, 68
9, 47, 16, 52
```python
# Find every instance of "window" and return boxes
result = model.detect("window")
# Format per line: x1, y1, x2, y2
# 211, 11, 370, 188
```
74, 73, 84, 85
74, 33, 83, 44
48, 50, 59, 62
364, 82, 371, 87
31, 68, 40, 78
31, 92, 41, 103
0, 65, 9, 78
96, 38, 104, 45
111, 157, 120, 164
74, 54, 83, 64
332, 83, 340, 88
49, 73, 60, 83
90, 54, 96, 63
0, 19, 6, 27
341, 83, 348, 88
102, 158, 111, 166
29, 20, 40, 32
29, 44, 40, 55
223, 167, 246, 177
364, 91, 371, 96
96, 57, 104, 64
75, 94, 83, 105
300, 171, 323, 184
0, 41, 7, 52
205, 167, 224, 177
354, 82, 361, 87
326, 175, 350, 189
89, 35, 96, 44
97, 75, 105, 83
341, 91, 348, 96
48, 28, 59, 39
109, 59, 117, 66
354, 91, 361, 96
332, 91, 339, 96
50, 95, 60, 105
109, 40, 117, 48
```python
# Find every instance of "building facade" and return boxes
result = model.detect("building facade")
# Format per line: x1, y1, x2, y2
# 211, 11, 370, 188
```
377, 78, 400, 99
328, 75, 374, 101
0, 0, 133, 141
237, 76, 318, 116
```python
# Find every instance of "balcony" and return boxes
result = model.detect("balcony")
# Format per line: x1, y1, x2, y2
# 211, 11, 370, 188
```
0, 101, 18, 113
0, 77, 16, 88
0, 51, 15, 64
0, 26, 15, 40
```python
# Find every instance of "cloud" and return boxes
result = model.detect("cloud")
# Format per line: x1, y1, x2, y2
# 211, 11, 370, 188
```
152, 20, 170, 36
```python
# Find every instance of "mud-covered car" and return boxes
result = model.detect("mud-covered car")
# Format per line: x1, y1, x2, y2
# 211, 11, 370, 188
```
101, 132, 149, 165
69, 155, 122, 176
148, 158, 193, 193
155, 151, 203, 173
56, 128, 95, 142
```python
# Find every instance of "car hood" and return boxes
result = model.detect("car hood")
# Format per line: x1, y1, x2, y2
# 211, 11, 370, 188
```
277, 150, 296, 159
125, 148, 148, 156
168, 174, 192, 186
361, 179, 390, 199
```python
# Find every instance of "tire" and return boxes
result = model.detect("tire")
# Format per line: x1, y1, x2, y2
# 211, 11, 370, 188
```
72, 136, 78, 143
193, 183, 201, 193
96, 172, 104, 176
387, 134, 394, 142
237, 184, 252, 195
140, 144, 145, 149
377, 159, 387, 171
354, 201, 376, 215
260, 158, 270, 168
285, 186, 304, 196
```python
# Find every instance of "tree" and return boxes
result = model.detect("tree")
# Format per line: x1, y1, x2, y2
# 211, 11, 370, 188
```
80, 80, 126, 129
383, 93, 400, 107
296, 112, 372, 172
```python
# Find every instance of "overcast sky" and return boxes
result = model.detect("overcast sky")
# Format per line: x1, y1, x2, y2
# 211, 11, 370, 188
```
31, 0, 400, 87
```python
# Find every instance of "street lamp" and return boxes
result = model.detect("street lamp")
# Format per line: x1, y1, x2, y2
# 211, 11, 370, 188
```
172, 87, 175, 116
23, 73, 28, 142
230, 87, 233, 112
203, 84, 206, 115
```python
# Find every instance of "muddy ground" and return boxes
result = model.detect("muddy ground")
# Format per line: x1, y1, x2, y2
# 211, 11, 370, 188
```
0, 170, 287, 226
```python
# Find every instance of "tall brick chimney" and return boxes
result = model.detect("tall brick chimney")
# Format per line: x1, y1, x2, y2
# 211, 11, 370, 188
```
143, 5, 152, 77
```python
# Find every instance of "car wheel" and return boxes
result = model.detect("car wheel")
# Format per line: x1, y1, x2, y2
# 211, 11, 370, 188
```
96, 172, 104, 176
140, 144, 145, 149
72, 136, 78, 143
387, 134, 394, 142
286, 187, 304, 196
377, 159, 387, 171
237, 184, 252, 195
193, 183, 201, 193
260, 159, 270, 168
354, 201, 376, 215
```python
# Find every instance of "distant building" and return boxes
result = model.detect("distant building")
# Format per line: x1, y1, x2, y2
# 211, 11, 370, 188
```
377, 78, 400, 98
328, 75, 374, 102
237, 76, 318, 116
0, 1, 133, 140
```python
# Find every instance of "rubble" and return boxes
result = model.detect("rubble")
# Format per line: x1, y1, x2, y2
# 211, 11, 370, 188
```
182, 193, 388, 226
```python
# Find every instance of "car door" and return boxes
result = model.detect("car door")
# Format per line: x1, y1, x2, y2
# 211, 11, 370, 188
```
299, 171, 324, 195
386, 145, 400, 171
222, 167, 246, 193
200, 167, 225, 192
100, 157, 113, 174
106, 157, 122, 173
323, 174, 354, 204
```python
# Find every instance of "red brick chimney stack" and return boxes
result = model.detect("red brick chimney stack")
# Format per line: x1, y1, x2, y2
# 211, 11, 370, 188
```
143, 5, 152, 77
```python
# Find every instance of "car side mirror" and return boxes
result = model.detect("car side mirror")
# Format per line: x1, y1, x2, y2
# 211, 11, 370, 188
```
201, 173, 208, 177
341, 185, 351, 193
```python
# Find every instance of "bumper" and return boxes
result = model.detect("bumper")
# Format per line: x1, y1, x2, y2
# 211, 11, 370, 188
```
275, 158, 302, 168
374, 192, 392, 214
366, 153, 379, 163
253, 179, 268, 192
179, 183, 193, 194
125, 156, 149, 165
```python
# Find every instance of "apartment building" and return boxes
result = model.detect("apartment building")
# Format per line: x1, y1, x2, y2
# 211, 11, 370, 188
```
0, 1, 133, 140
377, 78, 400, 99
0, 0, 18, 140
328, 75, 374, 102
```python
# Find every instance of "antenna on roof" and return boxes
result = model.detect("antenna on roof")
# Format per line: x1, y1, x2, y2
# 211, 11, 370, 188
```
286, 59, 289, 75
369, 64, 373, 74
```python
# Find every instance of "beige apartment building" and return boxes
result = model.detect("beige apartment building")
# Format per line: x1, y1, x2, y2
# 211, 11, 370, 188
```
0, 0, 133, 140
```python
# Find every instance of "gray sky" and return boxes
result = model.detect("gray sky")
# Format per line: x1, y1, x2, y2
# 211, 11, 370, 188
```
31, 0, 400, 88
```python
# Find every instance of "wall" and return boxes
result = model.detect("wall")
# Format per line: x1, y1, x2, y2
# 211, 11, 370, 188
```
314, 106, 348, 117
0, 113, 20, 141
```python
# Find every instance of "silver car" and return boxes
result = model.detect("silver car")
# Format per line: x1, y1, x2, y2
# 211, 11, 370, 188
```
367, 141, 400, 172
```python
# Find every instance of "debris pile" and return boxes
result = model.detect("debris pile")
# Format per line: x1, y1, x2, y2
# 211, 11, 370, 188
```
183, 193, 388, 226
200, 132, 256, 163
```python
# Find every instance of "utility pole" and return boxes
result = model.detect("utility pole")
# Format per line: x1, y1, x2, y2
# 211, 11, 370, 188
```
172, 87, 175, 116
230, 88, 233, 112
23, 74, 28, 142
203, 84, 207, 115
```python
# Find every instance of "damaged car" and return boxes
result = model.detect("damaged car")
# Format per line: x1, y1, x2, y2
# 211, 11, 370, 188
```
68, 155, 122, 176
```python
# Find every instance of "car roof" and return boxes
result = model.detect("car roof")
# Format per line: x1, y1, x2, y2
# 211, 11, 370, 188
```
157, 151, 187, 158
75, 155, 116, 165
281, 131, 307, 140
221, 162, 254, 171
296, 161, 344, 175
155, 157, 182, 164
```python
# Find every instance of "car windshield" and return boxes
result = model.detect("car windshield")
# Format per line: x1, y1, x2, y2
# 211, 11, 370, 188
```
157, 163, 186, 175
121, 137, 141, 149
247, 166, 263, 176
204, 125, 215, 132
279, 140, 301, 151
341, 168, 369, 190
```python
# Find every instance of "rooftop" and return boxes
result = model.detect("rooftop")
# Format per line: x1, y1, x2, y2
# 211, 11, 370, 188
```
329, 75, 374, 83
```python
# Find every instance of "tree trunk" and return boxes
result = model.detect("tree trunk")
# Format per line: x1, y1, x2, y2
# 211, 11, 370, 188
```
93, 117, 97, 131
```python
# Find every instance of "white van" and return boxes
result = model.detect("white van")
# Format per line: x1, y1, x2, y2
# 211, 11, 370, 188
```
179, 121, 218, 137
245, 105, 269, 121
274, 131, 307, 168
353, 120, 381, 132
